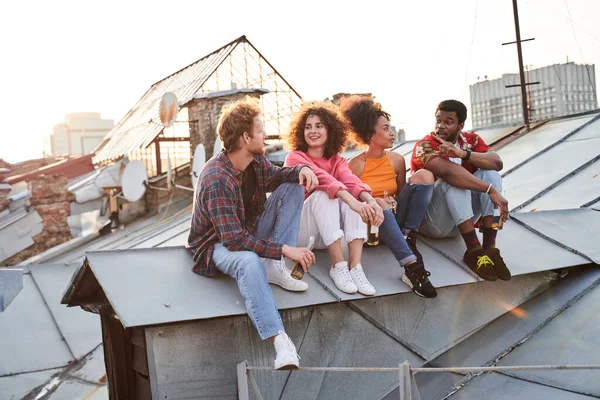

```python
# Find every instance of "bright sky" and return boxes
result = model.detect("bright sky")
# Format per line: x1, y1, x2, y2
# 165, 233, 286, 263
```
1, 0, 599, 163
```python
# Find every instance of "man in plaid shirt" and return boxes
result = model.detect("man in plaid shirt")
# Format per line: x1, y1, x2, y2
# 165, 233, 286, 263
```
186, 96, 318, 370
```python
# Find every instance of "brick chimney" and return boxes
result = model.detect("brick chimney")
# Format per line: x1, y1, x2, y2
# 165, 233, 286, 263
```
2, 174, 74, 265
187, 89, 267, 162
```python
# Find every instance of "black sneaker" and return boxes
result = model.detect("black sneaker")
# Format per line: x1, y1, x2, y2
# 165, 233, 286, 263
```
486, 247, 511, 281
401, 262, 437, 298
463, 247, 497, 281
406, 231, 423, 264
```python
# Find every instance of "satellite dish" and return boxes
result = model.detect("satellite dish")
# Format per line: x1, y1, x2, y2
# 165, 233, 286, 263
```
121, 161, 148, 202
192, 144, 206, 191
213, 136, 222, 156
95, 160, 126, 189
159, 92, 179, 128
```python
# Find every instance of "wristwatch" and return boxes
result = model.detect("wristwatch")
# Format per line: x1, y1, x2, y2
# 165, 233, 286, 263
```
462, 149, 472, 161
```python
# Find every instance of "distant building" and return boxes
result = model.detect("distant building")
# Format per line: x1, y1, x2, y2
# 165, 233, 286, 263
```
45, 112, 114, 156
470, 62, 597, 130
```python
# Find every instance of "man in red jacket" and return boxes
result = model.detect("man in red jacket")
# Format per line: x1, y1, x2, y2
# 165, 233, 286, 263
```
411, 100, 511, 281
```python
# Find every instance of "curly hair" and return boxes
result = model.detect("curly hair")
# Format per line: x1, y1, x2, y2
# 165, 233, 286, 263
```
339, 95, 391, 145
217, 96, 261, 151
286, 101, 349, 158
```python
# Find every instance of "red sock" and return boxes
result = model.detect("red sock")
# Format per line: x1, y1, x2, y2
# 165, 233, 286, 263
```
482, 228, 497, 248
461, 230, 481, 251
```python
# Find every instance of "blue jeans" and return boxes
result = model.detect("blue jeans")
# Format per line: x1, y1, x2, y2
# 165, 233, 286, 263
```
419, 170, 503, 239
378, 179, 434, 266
211, 183, 304, 340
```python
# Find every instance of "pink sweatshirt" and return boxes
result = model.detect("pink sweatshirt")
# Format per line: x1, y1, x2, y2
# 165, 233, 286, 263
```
285, 151, 372, 200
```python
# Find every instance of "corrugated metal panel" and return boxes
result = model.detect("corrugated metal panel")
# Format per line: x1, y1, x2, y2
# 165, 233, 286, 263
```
503, 118, 600, 210
0, 275, 73, 375
510, 209, 600, 264
85, 247, 337, 328
30, 263, 102, 359
496, 282, 600, 396
450, 372, 595, 399
497, 114, 596, 174
93, 40, 238, 163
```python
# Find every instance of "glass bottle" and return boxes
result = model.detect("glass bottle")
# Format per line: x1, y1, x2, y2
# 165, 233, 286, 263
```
291, 236, 315, 280
492, 190, 506, 230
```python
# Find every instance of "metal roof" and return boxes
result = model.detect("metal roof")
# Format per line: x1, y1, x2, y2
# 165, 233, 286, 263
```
93, 38, 237, 163
93, 36, 303, 164
3, 108, 600, 398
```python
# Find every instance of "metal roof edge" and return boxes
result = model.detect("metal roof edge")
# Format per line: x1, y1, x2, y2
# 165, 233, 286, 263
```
509, 212, 595, 263
191, 87, 269, 101
150, 35, 246, 88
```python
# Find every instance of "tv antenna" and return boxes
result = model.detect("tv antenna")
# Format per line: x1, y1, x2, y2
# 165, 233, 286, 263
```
502, 0, 540, 130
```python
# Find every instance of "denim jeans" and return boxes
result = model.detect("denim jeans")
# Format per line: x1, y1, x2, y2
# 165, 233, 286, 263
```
419, 170, 503, 239
378, 179, 434, 266
211, 183, 305, 340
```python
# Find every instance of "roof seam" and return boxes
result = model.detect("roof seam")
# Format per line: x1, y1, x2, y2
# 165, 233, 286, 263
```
438, 273, 600, 399
29, 268, 77, 361
509, 215, 594, 262
347, 301, 429, 362
512, 153, 600, 212
495, 370, 600, 398
581, 195, 600, 208
502, 112, 600, 178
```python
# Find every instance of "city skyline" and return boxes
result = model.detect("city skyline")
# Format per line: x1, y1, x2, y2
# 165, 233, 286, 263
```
1, 0, 599, 163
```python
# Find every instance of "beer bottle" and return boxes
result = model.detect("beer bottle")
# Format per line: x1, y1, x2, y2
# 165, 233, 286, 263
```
492, 190, 506, 230
365, 223, 379, 246
291, 235, 315, 280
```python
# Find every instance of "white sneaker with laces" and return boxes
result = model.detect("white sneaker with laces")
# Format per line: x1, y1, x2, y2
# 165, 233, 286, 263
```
349, 264, 376, 296
264, 257, 308, 292
329, 261, 358, 294
273, 331, 300, 370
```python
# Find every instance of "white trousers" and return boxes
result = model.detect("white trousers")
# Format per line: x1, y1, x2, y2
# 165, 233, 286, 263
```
297, 190, 367, 250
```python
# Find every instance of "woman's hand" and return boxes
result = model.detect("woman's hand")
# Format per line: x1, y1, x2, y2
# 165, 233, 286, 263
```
367, 199, 384, 227
349, 200, 375, 225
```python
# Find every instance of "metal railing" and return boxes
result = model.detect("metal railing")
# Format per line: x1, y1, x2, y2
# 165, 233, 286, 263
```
237, 361, 600, 400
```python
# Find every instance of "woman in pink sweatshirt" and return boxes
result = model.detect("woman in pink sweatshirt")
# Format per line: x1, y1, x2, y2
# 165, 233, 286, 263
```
285, 101, 383, 295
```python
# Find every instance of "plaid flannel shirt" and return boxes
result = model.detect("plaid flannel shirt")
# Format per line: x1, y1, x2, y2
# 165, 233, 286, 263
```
186, 150, 305, 276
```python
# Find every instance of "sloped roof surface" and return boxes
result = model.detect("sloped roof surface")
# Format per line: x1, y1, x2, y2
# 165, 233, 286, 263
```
93, 39, 238, 163
2, 110, 600, 398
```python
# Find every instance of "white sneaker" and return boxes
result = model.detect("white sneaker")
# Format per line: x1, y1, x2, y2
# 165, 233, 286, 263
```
329, 261, 358, 294
349, 264, 376, 296
273, 331, 300, 370
264, 257, 308, 292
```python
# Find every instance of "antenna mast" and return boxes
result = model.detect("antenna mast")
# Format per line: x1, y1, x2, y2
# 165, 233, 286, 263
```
502, 0, 539, 131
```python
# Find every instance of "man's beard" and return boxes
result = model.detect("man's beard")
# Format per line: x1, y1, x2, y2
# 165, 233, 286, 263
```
441, 128, 459, 143
250, 145, 265, 156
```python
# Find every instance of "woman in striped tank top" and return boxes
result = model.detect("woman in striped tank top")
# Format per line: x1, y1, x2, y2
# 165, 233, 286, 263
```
340, 95, 437, 298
